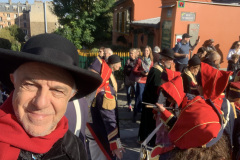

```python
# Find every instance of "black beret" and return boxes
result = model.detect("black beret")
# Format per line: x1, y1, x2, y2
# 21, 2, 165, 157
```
108, 55, 121, 64
188, 55, 201, 67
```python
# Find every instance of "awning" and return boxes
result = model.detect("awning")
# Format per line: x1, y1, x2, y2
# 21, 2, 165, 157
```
131, 17, 161, 28
159, 4, 176, 8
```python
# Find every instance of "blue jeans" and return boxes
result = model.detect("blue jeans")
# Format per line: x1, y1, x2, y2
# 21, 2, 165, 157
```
134, 83, 145, 117
125, 83, 136, 106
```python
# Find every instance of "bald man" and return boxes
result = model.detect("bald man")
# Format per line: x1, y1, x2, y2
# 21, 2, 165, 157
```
203, 51, 221, 69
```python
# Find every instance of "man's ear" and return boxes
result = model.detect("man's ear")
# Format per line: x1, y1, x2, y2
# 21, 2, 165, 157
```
10, 74, 14, 85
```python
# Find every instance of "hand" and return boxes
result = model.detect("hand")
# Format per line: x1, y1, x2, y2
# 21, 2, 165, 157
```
141, 71, 148, 76
155, 103, 166, 112
184, 54, 189, 58
112, 148, 126, 159
197, 36, 200, 42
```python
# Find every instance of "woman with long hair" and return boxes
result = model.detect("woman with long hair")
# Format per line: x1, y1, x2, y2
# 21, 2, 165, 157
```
132, 46, 153, 122
227, 41, 240, 60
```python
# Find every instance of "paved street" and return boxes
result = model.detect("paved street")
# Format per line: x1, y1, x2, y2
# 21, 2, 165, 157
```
117, 88, 142, 160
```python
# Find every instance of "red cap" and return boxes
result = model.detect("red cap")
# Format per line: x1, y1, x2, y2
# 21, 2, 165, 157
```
201, 62, 232, 100
160, 76, 185, 106
168, 96, 222, 149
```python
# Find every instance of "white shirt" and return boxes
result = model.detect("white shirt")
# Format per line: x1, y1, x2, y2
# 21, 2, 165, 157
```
227, 49, 240, 60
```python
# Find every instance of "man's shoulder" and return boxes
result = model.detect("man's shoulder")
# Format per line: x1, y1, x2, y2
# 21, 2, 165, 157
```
152, 63, 164, 73
62, 130, 87, 160
89, 57, 102, 73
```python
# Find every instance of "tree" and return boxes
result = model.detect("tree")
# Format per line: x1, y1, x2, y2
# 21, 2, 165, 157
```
0, 26, 23, 51
7, 25, 25, 43
52, 0, 114, 49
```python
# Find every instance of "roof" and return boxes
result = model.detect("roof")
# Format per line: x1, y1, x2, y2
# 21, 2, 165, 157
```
131, 17, 161, 28
114, 0, 127, 7
0, 2, 31, 13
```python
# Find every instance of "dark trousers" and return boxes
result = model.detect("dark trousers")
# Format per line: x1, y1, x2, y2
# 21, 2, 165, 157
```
175, 63, 187, 73
133, 82, 145, 117
125, 83, 136, 106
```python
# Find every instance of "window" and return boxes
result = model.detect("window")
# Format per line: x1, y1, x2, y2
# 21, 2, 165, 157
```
116, 9, 131, 33
119, 12, 122, 32
13, 6, 17, 11
23, 29, 28, 35
116, 13, 119, 32
5, 5, 9, 11
0, 25, 3, 29
7, 14, 10, 17
0, 17, 2, 21
24, 22, 27, 28
8, 22, 11, 26
125, 9, 131, 33
14, 14, 17, 18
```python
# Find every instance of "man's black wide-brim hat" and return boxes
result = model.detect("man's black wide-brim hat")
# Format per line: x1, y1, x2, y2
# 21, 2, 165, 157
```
0, 33, 102, 99
160, 48, 175, 59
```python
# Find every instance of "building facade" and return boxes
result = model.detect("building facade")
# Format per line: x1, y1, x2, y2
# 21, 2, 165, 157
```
30, 0, 59, 37
160, 0, 240, 69
112, 0, 162, 49
0, 0, 59, 39
0, 0, 31, 37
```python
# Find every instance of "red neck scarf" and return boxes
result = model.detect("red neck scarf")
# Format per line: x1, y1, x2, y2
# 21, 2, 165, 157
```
0, 93, 68, 159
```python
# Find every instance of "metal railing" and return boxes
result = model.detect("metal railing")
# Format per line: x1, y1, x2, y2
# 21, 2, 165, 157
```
78, 50, 132, 69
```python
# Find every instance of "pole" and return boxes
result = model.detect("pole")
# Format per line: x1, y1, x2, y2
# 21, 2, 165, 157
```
44, 1, 47, 33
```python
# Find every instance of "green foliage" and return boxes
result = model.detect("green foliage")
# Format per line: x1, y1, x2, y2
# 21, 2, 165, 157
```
7, 25, 25, 43
90, 48, 99, 53
0, 26, 23, 51
52, 0, 114, 49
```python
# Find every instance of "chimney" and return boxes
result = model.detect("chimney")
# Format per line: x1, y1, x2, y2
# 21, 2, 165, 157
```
9, 0, 12, 5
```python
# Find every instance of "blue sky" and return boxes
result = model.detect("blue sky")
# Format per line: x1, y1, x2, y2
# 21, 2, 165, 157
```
1, 0, 52, 4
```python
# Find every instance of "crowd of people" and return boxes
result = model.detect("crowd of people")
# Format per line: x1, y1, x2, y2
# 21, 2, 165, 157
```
121, 33, 240, 160
0, 32, 240, 160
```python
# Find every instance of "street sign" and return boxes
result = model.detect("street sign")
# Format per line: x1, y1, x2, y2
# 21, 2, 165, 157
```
181, 12, 196, 21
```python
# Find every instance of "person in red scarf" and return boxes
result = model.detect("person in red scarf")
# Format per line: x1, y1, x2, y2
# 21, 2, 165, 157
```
0, 34, 102, 160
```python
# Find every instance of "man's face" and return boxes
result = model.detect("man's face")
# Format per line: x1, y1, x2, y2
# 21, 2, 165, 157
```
209, 42, 214, 46
113, 62, 122, 71
104, 51, 111, 60
162, 57, 173, 69
10, 62, 75, 137
214, 58, 221, 69
98, 49, 104, 57
184, 37, 190, 43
